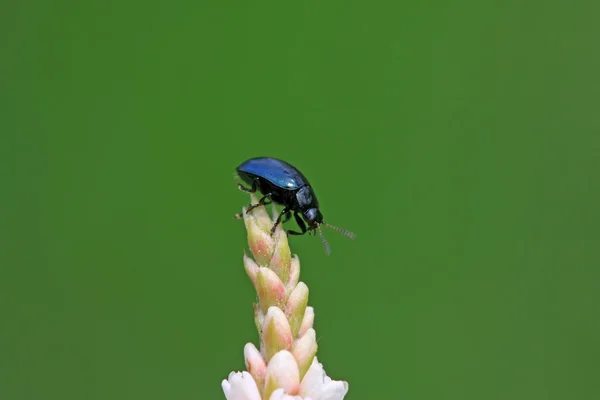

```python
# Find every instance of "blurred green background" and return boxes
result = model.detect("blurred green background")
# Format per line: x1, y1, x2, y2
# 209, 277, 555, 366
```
2, 1, 599, 399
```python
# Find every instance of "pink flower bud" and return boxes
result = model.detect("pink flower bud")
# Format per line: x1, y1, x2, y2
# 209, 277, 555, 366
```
292, 328, 317, 379
263, 351, 300, 400
257, 268, 286, 314
285, 256, 301, 292
243, 254, 260, 288
253, 304, 265, 338
285, 282, 309, 338
262, 307, 293, 362
298, 307, 314, 338
267, 228, 291, 284
244, 343, 266, 395
243, 195, 276, 266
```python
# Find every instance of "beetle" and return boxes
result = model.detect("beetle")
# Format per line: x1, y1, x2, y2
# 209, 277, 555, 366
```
235, 157, 355, 254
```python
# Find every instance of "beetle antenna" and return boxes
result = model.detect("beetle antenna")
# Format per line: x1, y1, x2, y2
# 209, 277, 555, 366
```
317, 225, 331, 256
321, 222, 356, 240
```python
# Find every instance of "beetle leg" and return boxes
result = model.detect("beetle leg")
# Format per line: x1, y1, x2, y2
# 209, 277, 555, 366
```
270, 207, 290, 236
246, 193, 272, 213
281, 211, 292, 223
237, 180, 258, 193
287, 212, 308, 236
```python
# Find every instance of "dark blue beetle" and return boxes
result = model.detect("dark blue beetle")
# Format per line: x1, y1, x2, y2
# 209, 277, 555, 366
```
236, 157, 355, 254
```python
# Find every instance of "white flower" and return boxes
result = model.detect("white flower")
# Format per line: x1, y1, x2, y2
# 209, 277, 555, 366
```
222, 371, 261, 400
223, 356, 347, 400
269, 388, 309, 400
298, 358, 348, 400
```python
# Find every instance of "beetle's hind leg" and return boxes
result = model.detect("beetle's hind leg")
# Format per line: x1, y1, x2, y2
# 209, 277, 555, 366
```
287, 212, 308, 236
246, 193, 272, 214
281, 211, 292, 223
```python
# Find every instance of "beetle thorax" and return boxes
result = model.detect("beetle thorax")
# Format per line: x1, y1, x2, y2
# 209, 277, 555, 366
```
295, 186, 318, 210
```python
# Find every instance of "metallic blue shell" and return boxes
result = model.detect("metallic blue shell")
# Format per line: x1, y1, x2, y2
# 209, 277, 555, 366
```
237, 157, 309, 190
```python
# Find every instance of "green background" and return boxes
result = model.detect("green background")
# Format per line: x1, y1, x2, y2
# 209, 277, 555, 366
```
2, 1, 599, 399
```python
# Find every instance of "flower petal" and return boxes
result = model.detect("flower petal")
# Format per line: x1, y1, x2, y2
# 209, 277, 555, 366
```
269, 388, 312, 400
222, 371, 262, 400
300, 358, 349, 400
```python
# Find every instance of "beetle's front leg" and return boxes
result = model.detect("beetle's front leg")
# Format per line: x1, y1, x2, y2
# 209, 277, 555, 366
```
287, 212, 308, 236
237, 179, 258, 193
246, 193, 272, 213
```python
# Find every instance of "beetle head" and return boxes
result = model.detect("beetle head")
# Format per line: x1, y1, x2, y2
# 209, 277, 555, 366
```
303, 208, 356, 256
303, 208, 323, 230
